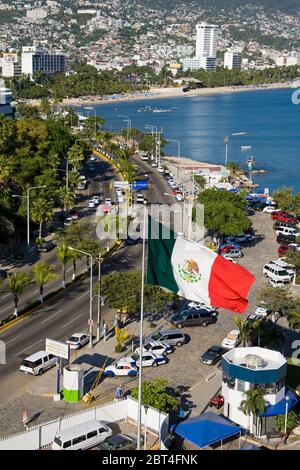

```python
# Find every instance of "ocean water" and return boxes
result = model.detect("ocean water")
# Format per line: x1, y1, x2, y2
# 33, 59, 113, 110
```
75, 88, 300, 193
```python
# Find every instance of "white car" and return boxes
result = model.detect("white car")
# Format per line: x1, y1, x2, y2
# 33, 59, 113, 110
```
104, 359, 138, 378
90, 155, 97, 161
88, 200, 96, 208
254, 302, 271, 318
66, 333, 90, 350
92, 195, 100, 205
135, 340, 173, 357
221, 330, 241, 349
222, 254, 237, 263
151, 162, 158, 167
263, 206, 279, 213
157, 167, 164, 173
276, 227, 299, 238
221, 249, 243, 259
176, 194, 184, 202
105, 198, 112, 205
125, 351, 167, 368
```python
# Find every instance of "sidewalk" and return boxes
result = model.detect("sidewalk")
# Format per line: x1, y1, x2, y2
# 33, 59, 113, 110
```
189, 370, 222, 416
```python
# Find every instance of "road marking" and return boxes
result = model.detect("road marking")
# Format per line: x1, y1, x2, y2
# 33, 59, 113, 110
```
41, 310, 62, 325
76, 291, 89, 301
63, 314, 82, 328
0, 304, 14, 315
6, 335, 21, 345
2, 293, 10, 299
15, 338, 44, 357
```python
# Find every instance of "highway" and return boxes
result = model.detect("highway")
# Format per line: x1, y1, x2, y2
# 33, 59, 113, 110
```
0, 151, 173, 398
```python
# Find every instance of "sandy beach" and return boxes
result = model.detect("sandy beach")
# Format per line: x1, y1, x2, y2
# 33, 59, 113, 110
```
25, 82, 296, 108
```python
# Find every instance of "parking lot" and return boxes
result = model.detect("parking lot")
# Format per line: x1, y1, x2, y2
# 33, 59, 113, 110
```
0, 210, 291, 437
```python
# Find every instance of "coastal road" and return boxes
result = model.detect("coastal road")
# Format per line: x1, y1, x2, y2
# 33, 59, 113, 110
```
0, 151, 173, 399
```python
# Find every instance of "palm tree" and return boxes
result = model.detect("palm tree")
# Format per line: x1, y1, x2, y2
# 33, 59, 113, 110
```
7, 272, 31, 316
288, 300, 300, 330
241, 387, 266, 435
30, 198, 53, 242
33, 262, 57, 303
233, 317, 252, 346
57, 188, 75, 214
56, 243, 73, 288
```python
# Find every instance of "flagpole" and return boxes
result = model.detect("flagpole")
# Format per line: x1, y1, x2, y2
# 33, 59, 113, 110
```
137, 203, 147, 450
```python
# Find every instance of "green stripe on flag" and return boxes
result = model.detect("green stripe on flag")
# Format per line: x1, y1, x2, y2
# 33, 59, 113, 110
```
146, 216, 179, 293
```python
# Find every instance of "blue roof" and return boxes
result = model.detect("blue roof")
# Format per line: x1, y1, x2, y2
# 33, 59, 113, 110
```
260, 388, 298, 417
171, 412, 242, 448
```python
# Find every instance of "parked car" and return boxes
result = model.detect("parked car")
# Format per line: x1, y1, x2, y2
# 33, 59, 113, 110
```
221, 330, 241, 349
273, 220, 296, 231
89, 155, 97, 162
127, 351, 167, 368
66, 333, 90, 350
220, 244, 241, 254
52, 420, 112, 451
20, 351, 56, 376
38, 240, 56, 252
104, 359, 138, 377
263, 263, 293, 283
97, 434, 140, 451
104, 198, 112, 205
272, 212, 297, 224
91, 196, 100, 205
254, 301, 271, 318
222, 254, 237, 263
276, 227, 299, 238
200, 346, 227, 365
269, 259, 295, 277
146, 329, 186, 347
135, 340, 173, 357
278, 245, 294, 256
209, 394, 224, 410
263, 206, 279, 213
88, 200, 96, 208
221, 249, 243, 259
69, 209, 80, 220
87, 164, 95, 172
170, 307, 218, 328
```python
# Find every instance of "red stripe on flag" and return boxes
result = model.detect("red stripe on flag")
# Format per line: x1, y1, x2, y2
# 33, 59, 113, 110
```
208, 255, 255, 313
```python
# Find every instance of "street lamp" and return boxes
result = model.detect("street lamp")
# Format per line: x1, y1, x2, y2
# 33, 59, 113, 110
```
94, 252, 104, 343
69, 246, 94, 349
284, 396, 290, 435
119, 114, 131, 145
12, 185, 47, 252
144, 405, 149, 450
145, 124, 158, 164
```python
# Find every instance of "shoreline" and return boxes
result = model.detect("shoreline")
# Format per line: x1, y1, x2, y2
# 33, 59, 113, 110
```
25, 82, 296, 108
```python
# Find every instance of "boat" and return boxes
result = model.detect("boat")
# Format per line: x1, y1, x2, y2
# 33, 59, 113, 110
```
232, 132, 247, 136
241, 145, 252, 151
153, 108, 172, 113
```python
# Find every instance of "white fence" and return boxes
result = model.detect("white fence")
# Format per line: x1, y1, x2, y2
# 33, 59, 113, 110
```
0, 397, 168, 450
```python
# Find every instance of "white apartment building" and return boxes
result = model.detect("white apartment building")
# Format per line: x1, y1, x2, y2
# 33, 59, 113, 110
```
21, 46, 66, 76
224, 51, 242, 70
182, 56, 216, 72
196, 22, 219, 58
26, 8, 47, 20
0, 86, 14, 118
276, 53, 300, 67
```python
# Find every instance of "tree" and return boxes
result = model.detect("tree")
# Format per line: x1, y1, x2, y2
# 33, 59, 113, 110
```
288, 299, 300, 330
257, 286, 294, 318
56, 188, 75, 213
198, 189, 250, 242
30, 198, 53, 242
131, 378, 178, 413
101, 271, 176, 317
7, 272, 31, 316
241, 387, 266, 435
33, 262, 57, 303
272, 187, 295, 212
56, 243, 73, 288
233, 316, 253, 346
194, 175, 206, 191
275, 411, 298, 435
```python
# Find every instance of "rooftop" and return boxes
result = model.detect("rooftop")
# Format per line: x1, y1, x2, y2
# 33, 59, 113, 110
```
223, 347, 286, 371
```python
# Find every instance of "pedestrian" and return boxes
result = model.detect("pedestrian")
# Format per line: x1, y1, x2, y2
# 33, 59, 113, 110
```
115, 386, 122, 401
22, 408, 30, 430
119, 383, 124, 399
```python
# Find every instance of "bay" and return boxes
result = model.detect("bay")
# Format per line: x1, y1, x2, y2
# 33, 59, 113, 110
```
75, 88, 300, 193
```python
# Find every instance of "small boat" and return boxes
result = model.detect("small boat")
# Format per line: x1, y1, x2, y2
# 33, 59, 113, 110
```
232, 132, 247, 136
153, 108, 172, 113
241, 145, 252, 151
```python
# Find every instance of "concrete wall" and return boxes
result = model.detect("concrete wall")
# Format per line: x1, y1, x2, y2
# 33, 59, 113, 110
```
0, 397, 168, 450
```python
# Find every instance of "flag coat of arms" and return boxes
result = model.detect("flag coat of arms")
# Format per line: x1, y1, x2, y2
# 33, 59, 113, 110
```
147, 218, 255, 313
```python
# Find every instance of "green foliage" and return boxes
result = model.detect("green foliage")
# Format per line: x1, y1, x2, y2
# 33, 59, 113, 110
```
257, 286, 294, 314
233, 316, 254, 346
56, 243, 73, 286
33, 262, 57, 300
275, 411, 298, 434
272, 187, 295, 212
288, 299, 300, 330
241, 387, 266, 416
131, 378, 178, 413
7, 272, 31, 311
101, 271, 176, 316
198, 188, 249, 236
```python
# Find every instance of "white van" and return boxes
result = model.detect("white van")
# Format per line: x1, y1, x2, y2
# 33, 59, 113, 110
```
270, 259, 295, 277
20, 351, 56, 376
52, 420, 112, 450
276, 227, 299, 237
263, 263, 292, 283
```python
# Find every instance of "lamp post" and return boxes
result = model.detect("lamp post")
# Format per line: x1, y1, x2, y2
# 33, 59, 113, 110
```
144, 405, 149, 450
145, 124, 158, 164
119, 114, 131, 145
69, 247, 94, 349
224, 136, 229, 166
95, 252, 104, 342
284, 396, 290, 435
13, 185, 47, 252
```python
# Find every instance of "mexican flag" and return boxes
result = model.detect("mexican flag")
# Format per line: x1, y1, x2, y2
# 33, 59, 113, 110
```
147, 218, 255, 313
